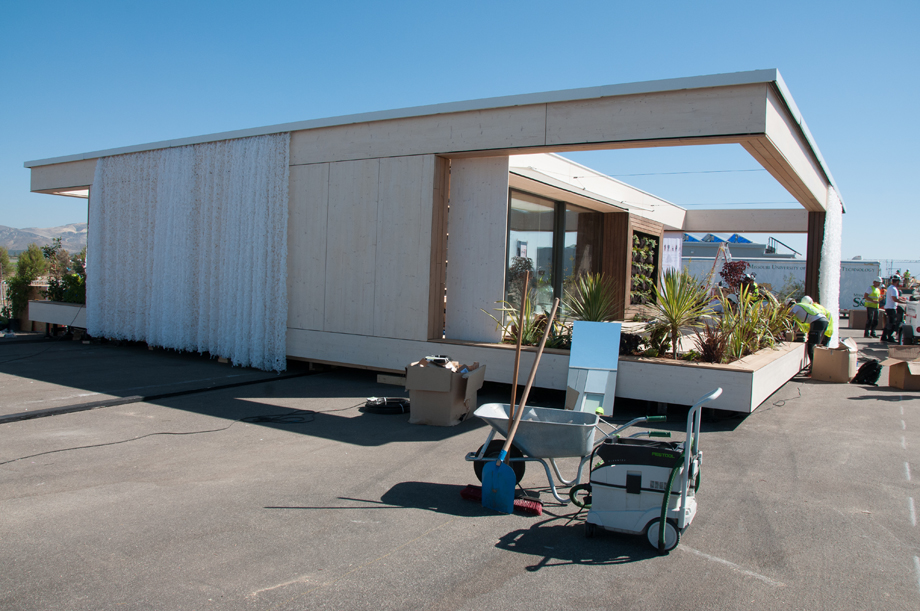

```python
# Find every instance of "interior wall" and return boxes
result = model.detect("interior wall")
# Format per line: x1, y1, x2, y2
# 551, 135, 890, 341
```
445, 157, 510, 343
286, 154, 437, 342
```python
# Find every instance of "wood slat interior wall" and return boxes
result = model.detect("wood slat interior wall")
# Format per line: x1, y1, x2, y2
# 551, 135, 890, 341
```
602, 212, 630, 320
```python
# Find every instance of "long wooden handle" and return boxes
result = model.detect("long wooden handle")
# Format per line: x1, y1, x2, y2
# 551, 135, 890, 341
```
508, 271, 529, 422
500, 298, 560, 460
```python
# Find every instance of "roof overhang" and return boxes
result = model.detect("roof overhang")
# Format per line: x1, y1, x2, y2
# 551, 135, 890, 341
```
24, 69, 842, 217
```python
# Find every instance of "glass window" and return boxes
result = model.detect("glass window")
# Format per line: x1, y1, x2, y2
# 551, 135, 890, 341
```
506, 191, 555, 312
505, 190, 602, 316
561, 203, 603, 306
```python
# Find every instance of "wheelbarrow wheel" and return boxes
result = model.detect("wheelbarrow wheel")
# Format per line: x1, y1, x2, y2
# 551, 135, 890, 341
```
473, 439, 525, 484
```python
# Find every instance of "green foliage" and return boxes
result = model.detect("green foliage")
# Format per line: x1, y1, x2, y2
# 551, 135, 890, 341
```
43, 273, 86, 304
483, 291, 570, 349
71, 247, 87, 278
16, 243, 47, 282
41, 237, 70, 280
640, 321, 672, 357
717, 287, 794, 361
6, 276, 32, 318
0, 246, 11, 280
650, 269, 708, 360
565, 273, 619, 322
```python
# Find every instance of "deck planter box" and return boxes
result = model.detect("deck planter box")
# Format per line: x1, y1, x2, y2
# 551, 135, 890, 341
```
28, 300, 87, 329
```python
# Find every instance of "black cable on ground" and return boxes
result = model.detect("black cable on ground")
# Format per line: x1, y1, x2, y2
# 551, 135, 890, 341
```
0, 402, 364, 467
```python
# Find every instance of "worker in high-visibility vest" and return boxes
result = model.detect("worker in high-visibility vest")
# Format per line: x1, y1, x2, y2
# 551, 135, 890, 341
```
788, 296, 829, 372
814, 302, 835, 343
863, 277, 882, 338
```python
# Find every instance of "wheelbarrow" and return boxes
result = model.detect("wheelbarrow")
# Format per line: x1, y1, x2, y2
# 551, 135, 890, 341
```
465, 403, 667, 503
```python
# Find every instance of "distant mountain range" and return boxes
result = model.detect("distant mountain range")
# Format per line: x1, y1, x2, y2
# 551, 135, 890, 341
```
0, 223, 88, 253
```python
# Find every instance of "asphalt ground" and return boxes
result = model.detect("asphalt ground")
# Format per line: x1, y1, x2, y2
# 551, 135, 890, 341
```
1, 330, 918, 610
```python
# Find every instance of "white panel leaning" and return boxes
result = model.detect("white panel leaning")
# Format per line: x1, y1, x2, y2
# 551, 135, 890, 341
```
87, 133, 290, 371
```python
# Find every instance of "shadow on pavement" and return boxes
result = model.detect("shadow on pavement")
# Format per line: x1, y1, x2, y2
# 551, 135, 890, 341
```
496, 514, 658, 570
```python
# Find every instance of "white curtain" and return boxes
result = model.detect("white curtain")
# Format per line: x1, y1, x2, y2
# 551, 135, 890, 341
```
819, 187, 842, 348
87, 133, 290, 371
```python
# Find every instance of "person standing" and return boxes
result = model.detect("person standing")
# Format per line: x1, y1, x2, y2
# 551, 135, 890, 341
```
788, 296, 829, 372
863, 277, 882, 338
882, 276, 907, 342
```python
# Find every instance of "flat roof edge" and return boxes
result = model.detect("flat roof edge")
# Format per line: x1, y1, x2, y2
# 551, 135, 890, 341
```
24, 69, 780, 169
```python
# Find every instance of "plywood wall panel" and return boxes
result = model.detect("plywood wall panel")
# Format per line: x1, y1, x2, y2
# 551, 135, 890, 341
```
290, 106, 547, 165
324, 159, 379, 335
287, 163, 330, 330
445, 157, 510, 343
545, 84, 767, 147
374, 156, 436, 340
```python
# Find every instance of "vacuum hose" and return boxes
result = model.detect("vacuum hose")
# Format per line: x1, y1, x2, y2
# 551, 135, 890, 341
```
658, 453, 684, 553
569, 483, 592, 508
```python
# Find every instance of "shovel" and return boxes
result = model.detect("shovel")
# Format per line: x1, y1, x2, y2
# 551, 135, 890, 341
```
482, 297, 560, 514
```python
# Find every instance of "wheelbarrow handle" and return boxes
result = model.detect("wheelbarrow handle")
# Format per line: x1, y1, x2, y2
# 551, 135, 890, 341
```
499, 298, 560, 462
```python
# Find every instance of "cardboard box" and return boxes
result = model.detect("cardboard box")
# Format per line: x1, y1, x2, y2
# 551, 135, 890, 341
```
405, 361, 486, 426
847, 309, 886, 331
881, 345, 920, 390
812, 338, 858, 383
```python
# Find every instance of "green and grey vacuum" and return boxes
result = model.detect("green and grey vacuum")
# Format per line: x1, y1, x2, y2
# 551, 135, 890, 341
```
582, 388, 721, 553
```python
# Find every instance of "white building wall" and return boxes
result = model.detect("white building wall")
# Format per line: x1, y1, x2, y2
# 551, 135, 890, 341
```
445, 157, 510, 343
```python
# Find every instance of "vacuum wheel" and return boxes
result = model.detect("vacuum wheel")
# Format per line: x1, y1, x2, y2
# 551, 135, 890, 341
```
584, 521, 598, 538
473, 440, 525, 484
646, 519, 680, 553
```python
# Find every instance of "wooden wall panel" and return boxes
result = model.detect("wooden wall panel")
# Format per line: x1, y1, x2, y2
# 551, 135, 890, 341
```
545, 84, 767, 147
290, 106, 547, 166
287, 163, 330, 330
324, 159, 379, 335
445, 157, 510, 343
602, 213, 631, 320
374, 156, 436, 341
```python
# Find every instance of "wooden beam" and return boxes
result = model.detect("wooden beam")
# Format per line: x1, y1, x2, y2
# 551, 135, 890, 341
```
682, 209, 808, 233
30, 159, 97, 193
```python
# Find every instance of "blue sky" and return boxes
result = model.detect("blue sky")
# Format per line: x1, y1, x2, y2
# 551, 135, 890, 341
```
2, 1, 917, 260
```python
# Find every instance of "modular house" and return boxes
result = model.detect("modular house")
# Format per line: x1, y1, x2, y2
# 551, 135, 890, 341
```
24, 69, 844, 392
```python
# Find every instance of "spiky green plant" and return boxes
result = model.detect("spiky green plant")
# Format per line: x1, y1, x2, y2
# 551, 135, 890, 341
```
564, 273, 619, 322
482, 290, 571, 349
650, 269, 708, 360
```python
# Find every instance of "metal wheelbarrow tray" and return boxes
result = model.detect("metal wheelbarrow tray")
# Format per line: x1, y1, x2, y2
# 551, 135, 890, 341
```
466, 403, 600, 503
473, 403, 599, 458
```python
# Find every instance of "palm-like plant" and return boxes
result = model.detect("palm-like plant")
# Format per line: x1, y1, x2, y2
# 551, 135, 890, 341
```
650, 269, 708, 360
565, 273, 619, 322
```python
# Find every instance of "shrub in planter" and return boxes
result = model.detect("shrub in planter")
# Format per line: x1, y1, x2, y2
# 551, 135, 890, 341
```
649, 269, 708, 360
565, 273, 619, 322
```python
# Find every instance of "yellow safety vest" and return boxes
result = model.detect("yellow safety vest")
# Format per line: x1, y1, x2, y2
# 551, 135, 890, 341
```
866, 286, 881, 309
815, 304, 834, 337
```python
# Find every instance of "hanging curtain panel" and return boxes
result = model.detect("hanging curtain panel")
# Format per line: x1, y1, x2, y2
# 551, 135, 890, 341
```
87, 133, 290, 371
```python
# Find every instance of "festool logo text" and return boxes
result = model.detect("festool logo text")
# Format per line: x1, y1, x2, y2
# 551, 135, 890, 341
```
651, 452, 674, 458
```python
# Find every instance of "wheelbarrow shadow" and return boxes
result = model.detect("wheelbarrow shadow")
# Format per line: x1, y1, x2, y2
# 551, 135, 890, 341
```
496, 512, 658, 570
